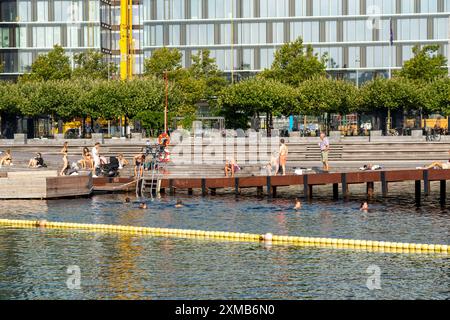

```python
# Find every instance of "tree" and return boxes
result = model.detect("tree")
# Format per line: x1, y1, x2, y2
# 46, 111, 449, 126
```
21, 45, 71, 82
73, 50, 117, 80
422, 77, 450, 115
297, 77, 359, 115
0, 82, 22, 115
143, 47, 183, 79
397, 45, 448, 82
260, 37, 328, 86
218, 78, 296, 129
359, 78, 422, 114
189, 49, 228, 103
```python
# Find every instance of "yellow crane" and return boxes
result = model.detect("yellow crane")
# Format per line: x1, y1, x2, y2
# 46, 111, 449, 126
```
120, 0, 133, 80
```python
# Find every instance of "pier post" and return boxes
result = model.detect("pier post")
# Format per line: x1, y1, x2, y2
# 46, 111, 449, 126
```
169, 179, 175, 196
440, 180, 446, 206
415, 180, 421, 206
235, 178, 240, 196
257, 186, 263, 197
423, 170, 430, 196
272, 186, 277, 198
367, 182, 374, 198
333, 183, 339, 200
188, 188, 193, 195
201, 178, 206, 197
267, 176, 272, 199
381, 172, 388, 197
210, 188, 216, 196
303, 175, 309, 200
341, 173, 348, 200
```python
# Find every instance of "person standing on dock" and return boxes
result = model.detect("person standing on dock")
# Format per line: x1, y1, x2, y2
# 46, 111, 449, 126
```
319, 133, 330, 172
279, 139, 288, 176
92, 142, 101, 178
59, 142, 69, 176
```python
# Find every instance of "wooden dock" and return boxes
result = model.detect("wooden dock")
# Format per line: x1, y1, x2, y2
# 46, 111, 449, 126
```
0, 171, 92, 199
93, 177, 137, 193
157, 169, 450, 205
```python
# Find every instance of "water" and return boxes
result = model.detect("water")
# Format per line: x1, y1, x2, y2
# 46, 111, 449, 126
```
0, 183, 449, 299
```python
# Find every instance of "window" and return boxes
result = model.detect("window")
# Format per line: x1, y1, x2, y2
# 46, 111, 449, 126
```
260, 0, 288, 17
434, 18, 449, 39
164, 0, 185, 19
18, 0, 32, 22
295, 0, 306, 16
145, 25, 163, 46
272, 23, 284, 44
401, 0, 415, 13
344, 20, 372, 42
208, 0, 237, 18
366, 0, 395, 14
313, 0, 342, 16
37, 0, 49, 22
291, 22, 319, 42
366, 46, 391, 68
242, 49, 254, 70
0, 28, 10, 48
260, 48, 275, 69
421, 0, 438, 13
398, 18, 427, 40
168, 25, 180, 45
347, 0, 360, 15
242, 0, 254, 18
238, 23, 266, 44
187, 24, 214, 45
190, 0, 202, 19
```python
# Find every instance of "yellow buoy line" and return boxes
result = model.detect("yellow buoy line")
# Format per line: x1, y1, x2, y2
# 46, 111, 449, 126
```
0, 219, 448, 254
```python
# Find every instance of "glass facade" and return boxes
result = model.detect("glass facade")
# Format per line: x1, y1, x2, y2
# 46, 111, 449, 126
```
0, 0, 111, 77
1, 0, 449, 81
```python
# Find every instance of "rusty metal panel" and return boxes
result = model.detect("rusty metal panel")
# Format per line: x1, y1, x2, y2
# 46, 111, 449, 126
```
172, 179, 203, 189
271, 175, 303, 186
428, 169, 450, 181
385, 170, 422, 182
239, 176, 267, 187
307, 173, 341, 185
206, 178, 235, 188
346, 171, 381, 183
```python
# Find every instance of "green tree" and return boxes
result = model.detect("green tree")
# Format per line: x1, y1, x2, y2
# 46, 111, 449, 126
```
143, 47, 183, 79
73, 49, 117, 79
218, 78, 296, 129
359, 78, 421, 113
297, 77, 359, 115
189, 49, 228, 103
260, 37, 328, 86
422, 77, 450, 115
0, 82, 22, 115
396, 45, 448, 82
21, 45, 71, 82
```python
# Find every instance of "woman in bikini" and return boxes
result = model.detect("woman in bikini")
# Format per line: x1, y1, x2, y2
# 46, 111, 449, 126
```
0, 149, 13, 167
78, 147, 93, 169
60, 142, 69, 176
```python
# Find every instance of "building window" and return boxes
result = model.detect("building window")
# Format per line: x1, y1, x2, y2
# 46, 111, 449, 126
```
242, 0, 254, 18
295, 0, 306, 16
366, 0, 395, 14
208, 0, 237, 19
434, 18, 449, 39
0, 28, 10, 48
260, 0, 288, 17
242, 48, 254, 70
421, 0, 438, 13
238, 23, 266, 44
168, 25, 180, 45
400, 0, 415, 13
37, 0, 49, 22
347, 0, 360, 15
187, 24, 214, 45
313, 0, 342, 16
260, 48, 275, 69
18, 0, 32, 22
290, 21, 319, 42
398, 18, 427, 40
191, 0, 202, 19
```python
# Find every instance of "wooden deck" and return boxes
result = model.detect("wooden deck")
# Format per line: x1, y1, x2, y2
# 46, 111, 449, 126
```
157, 169, 450, 205
0, 171, 92, 199
93, 177, 137, 192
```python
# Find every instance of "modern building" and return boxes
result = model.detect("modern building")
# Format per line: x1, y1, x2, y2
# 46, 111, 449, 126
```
0, 0, 449, 84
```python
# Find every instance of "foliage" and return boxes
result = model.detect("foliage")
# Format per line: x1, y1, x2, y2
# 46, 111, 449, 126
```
359, 77, 422, 113
396, 45, 448, 82
218, 78, 296, 128
20, 45, 71, 82
73, 50, 117, 80
297, 77, 360, 115
260, 37, 328, 86
143, 47, 183, 79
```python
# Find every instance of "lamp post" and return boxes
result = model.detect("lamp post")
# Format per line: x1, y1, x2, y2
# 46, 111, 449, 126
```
164, 70, 168, 134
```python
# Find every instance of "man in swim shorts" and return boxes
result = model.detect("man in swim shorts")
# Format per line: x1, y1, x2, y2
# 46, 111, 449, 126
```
319, 133, 330, 171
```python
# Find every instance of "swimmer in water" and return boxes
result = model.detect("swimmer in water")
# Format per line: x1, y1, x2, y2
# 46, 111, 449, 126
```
360, 202, 369, 211
125, 197, 131, 203
139, 202, 147, 209
175, 200, 184, 208
294, 198, 302, 210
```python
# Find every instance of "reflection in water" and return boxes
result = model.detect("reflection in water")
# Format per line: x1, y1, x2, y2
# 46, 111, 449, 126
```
0, 182, 449, 299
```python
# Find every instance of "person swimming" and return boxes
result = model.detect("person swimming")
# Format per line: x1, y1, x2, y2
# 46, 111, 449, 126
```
360, 202, 369, 211
125, 197, 131, 203
139, 202, 147, 209
294, 198, 302, 210
175, 200, 184, 208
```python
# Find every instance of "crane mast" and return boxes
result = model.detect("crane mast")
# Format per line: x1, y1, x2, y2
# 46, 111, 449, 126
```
120, 0, 133, 80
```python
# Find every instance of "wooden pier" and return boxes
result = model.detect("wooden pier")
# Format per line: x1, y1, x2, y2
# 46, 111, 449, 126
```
0, 171, 92, 199
157, 169, 450, 205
